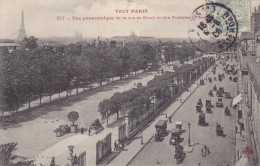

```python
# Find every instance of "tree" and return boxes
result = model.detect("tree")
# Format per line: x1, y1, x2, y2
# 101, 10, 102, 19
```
98, 99, 112, 125
0, 142, 34, 166
67, 111, 79, 126
0, 142, 17, 166
22, 36, 38, 50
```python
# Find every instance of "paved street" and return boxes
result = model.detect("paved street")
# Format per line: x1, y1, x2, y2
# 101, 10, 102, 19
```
34, 61, 212, 166
128, 61, 238, 166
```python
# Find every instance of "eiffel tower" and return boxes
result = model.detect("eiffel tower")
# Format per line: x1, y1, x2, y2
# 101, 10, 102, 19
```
17, 11, 27, 41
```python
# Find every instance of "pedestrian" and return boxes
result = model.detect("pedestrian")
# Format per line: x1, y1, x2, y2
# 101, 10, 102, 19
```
168, 116, 172, 123
240, 126, 242, 137
114, 140, 117, 150
73, 154, 78, 165
50, 157, 55, 166
237, 150, 240, 160
235, 126, 238, 134
81, 127, 84, 134
89, 128, 91, 136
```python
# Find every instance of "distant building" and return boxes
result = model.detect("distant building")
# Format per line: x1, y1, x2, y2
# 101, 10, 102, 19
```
251, 6, 260, 34
0, 42, 21, 53
17, 11, 27, 42
111, 32, 156, 46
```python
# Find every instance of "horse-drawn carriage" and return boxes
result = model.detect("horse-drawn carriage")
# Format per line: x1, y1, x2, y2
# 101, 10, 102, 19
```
54, 124, 71, 137
200, 79, 205, 85
225, 106, 231, 116
213, 85, 217, 91
197, 99, 203, 107
225, 91, 231, 98
196, 105, 202, 112
219, 87, 224, 94
169, 128, 181, 146
233, 77, 238, 82
208, 90, 214, 97
174, 144, 185, 164
218, 74, 222, 81
155, 120, 167, 141
90, 119, 104, 134
216, 90, 223, 97
206, 98, 212, 113
198, 113, 206, 126
216, 124, 224, 136
216, 97, 224, 107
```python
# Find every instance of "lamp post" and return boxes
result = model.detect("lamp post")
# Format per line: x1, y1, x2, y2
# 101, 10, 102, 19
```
189, 71, 192, 92
188, 123, 191, 147
140, 93, 145, 145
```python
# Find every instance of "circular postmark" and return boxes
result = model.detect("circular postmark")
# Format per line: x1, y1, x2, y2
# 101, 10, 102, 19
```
188, 2, 238, 53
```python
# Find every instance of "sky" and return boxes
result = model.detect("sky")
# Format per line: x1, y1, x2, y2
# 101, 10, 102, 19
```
0, 0, 259, 39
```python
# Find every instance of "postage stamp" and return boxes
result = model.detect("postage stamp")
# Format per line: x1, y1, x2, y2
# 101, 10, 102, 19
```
189, 2, 238, 53
210, 0, 250, 31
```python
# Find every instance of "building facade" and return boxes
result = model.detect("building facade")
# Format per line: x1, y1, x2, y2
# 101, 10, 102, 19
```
238, 5, 260, 165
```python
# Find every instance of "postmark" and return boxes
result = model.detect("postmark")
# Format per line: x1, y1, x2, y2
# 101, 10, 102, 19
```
188, 2, 238, 53
215, 0, 250, 31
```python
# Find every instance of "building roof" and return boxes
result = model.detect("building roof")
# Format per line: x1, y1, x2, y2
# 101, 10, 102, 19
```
0, 43, 21, 47
240, 32, 254, 40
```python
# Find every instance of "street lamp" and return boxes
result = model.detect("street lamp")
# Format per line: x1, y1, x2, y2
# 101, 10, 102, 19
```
188, 123, 191, 147
189, 71, 192, 92
140, 93, 145, 145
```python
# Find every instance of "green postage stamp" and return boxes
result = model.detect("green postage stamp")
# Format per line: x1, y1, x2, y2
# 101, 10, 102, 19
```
212, 0, 251, 31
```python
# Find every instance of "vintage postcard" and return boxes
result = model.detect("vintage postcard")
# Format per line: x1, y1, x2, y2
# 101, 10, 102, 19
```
0, 0, 260, 165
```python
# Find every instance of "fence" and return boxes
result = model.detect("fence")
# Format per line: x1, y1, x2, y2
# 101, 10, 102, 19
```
96, 133, 112, 165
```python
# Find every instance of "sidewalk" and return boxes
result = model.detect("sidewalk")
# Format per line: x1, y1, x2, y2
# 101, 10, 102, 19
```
108, 70, 212, 166
235, 67, 248, 165
34, 69, 211, 166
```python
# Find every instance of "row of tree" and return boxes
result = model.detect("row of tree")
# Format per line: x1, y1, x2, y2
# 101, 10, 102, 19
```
0, 37, 197, 116
98, 57, 214, 128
